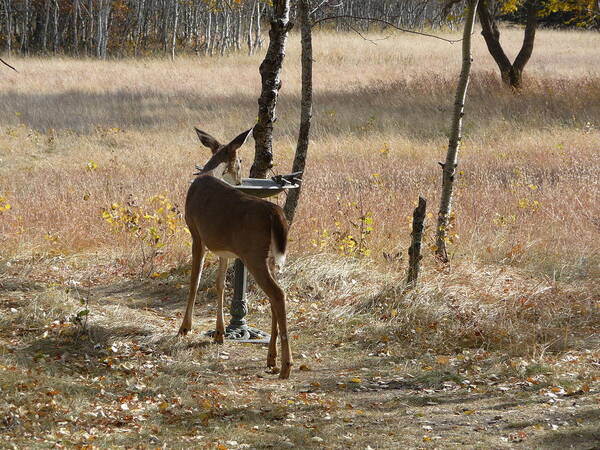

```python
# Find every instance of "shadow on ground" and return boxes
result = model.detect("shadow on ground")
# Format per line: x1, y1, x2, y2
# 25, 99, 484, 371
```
2, 73, 598, 138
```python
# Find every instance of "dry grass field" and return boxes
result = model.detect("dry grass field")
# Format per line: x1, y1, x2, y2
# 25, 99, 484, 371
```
0, 27, 599, 448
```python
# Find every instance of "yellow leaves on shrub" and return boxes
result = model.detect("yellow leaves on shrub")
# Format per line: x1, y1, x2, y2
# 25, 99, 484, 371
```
0, 195, 11, 213
518, 198, 541, 211
44, 233, 59, 244
379, 142, 390, 156
315, 205, 374, 258
100, 194, 185, 249
500, 0, 523, 14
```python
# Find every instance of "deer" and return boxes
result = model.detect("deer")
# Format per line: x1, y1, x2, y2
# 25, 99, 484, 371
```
178, 126, 293, 379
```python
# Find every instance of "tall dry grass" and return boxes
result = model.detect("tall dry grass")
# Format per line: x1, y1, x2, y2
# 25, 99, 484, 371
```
0, 27, 598, 359
1, 27, 598, 282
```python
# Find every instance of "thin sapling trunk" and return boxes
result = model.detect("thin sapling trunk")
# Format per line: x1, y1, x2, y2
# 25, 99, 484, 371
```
435, 0, 479, 262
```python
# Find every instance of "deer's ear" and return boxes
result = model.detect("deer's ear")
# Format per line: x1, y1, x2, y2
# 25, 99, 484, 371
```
224, 128, 253, 154
194, 127, 221, 154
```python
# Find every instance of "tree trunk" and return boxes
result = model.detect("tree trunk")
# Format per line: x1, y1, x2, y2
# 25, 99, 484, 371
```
205, 12, 211, 56
20, 0, 30, 54
254, 2, 262, 52
478, 0, 538, 89
284, 0, 312, 224
407, 197, 427, 287
171, 0, 179, 60
3, 0, 12, 55
247, 0, 255, 55
87, 0, 93, 56
73, 0, 79, 55
53, 0, 59, 54
250, 0, 293, 179
96, 0, 103, 58
435, 0, 478, 262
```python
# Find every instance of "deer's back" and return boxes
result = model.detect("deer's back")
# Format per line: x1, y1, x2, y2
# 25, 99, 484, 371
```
185, 175, 285, 258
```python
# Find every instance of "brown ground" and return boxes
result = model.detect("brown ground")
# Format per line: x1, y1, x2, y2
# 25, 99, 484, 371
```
1, 27, 599, 449
1, 259, 598, 449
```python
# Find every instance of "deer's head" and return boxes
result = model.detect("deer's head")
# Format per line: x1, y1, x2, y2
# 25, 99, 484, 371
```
195, 127, 253, 185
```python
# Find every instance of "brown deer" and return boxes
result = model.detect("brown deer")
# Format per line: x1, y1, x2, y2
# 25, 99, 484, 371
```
179, 127, 293, 379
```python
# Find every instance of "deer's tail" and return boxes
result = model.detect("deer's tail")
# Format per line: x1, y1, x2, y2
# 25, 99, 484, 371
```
270, 207, 288, 270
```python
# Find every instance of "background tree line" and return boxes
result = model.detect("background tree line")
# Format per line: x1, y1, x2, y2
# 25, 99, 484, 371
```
0, 0, 461, 58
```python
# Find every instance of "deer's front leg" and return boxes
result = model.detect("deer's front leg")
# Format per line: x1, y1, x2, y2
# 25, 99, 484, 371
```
214, 257, 229, 344
179, 240, 206, 336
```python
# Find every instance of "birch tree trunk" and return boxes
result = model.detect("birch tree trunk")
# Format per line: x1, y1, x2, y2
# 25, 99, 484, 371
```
434, 0, 478, 262
42, 0, 50, 53
96, 0, 103, 58
3, 0, 12, 55
53, 0, 59, 54
254, 2, 263, 53
171, 0, 179, 60
73, 0, 79, 55
205, 12, 212, 56
247, 0, 255, 55
284, 0, 312, 224
250, 0, 293, 179
21, 0, 30, 54
87, 0, 94, 56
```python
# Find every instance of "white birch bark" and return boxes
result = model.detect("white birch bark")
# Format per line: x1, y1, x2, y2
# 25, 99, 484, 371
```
171, 0, 179, 60
435, 0, 479, 262
284, 0, 313, 224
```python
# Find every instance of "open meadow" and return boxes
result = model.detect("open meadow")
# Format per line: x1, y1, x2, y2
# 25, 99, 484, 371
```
0, 27, 599, 448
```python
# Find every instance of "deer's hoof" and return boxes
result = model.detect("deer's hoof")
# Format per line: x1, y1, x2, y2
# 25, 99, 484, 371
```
213, 334, 224, 345
279, 362, 292, 380
266, 366, 280, 375
178, 326, 191, 336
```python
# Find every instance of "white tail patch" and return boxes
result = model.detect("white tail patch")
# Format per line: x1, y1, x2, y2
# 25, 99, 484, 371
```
272, 250, 286, 271
270, 229, 286, 272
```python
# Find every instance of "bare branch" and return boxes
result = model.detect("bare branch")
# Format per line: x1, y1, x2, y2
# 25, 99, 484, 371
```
310, 0, 344, 16
0, 57, 17, 72
345, 20, 391, 45
313, 15, 462, 43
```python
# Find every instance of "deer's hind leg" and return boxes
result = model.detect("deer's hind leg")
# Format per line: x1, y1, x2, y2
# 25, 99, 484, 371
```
246, 256, 292, 379
267, 303, 279, 370
179, 235, 206, 336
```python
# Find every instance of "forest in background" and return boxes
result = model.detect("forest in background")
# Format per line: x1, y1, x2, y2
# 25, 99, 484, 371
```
1, 0, 455, 58
2, 0, 597, 59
